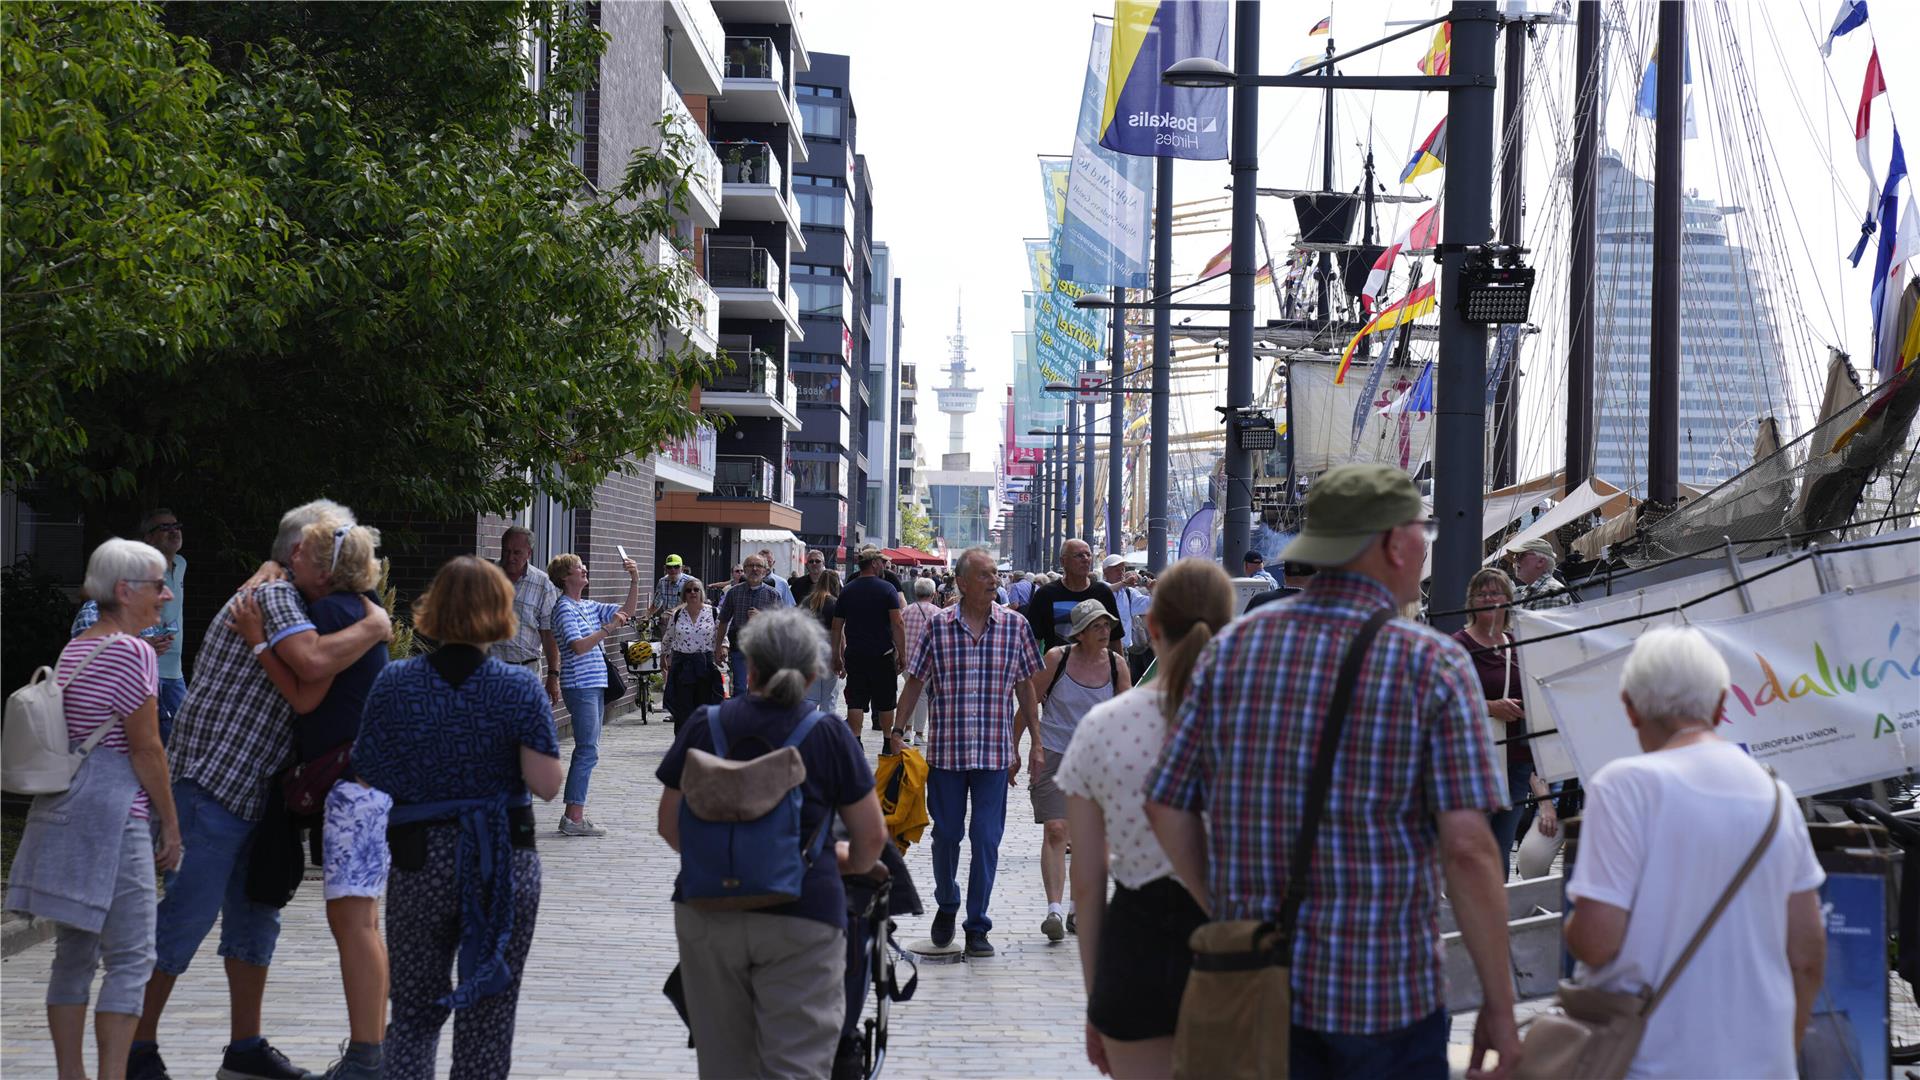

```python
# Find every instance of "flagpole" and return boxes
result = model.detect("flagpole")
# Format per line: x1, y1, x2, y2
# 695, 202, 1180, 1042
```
1149, 153, 1174, 574
1568, 0, 1598, 492
1492, 13, 1526, 489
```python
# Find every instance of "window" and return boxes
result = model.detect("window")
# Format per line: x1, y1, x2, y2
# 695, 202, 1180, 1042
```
797, 190, 844, 229
795, 280, 844, 318
794, 173, 843, 189
791, 262, 840, 278
798, 99, 842, 141
794, 459, 841, 494
793, 370, 844, 406
797, 84, 842, 98
789, 440, 840, 455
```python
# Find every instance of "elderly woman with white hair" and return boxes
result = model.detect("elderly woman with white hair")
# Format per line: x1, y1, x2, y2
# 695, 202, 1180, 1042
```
1560, 626, 1826, 1079
897, 576, 941, 747
655, 607, 887, 1078
7, 539, 182, 1080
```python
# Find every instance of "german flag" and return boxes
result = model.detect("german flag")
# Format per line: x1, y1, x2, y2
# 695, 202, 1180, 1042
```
1308, 16, 1330, 36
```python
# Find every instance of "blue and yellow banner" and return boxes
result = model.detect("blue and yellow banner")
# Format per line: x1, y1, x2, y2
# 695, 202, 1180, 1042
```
1027, 238, 1107, 393
1099, 1, 1230, 160
1013, 297, 1066, 448
1060, 21, 1154, 287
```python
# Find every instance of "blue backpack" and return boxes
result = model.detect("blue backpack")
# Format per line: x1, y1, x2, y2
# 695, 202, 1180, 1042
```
677, 701, 832, 910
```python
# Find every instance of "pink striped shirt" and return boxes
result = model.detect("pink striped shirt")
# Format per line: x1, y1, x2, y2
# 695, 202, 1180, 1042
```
57, 634, 158, 819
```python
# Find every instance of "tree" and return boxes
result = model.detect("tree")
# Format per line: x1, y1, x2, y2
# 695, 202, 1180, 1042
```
900, 500, 934, 551
3, 2, 713, 561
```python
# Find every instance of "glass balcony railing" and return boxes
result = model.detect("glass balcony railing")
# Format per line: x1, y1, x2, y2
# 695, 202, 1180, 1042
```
710, 346, 778, 395
705, 243, 779, 291
663, 74, 721, 211
658, 238, 717, 344
724, 35, 784, 88
677, 0, 725, 81
712, 454, 778, 501
713, 140, 783, 190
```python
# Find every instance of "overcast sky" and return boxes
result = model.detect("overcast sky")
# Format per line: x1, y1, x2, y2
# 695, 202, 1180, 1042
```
795, 0, 1919, 475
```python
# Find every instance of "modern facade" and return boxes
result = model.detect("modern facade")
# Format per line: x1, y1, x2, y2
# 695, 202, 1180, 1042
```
1591, 151, 1791, 492
788, 52, 871, 570
862, 243, 903, 546
922, 469, 998, 550
654, 0, 809, 587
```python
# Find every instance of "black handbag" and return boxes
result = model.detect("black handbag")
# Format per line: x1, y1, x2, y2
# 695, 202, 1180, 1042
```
603, 648, 628, 705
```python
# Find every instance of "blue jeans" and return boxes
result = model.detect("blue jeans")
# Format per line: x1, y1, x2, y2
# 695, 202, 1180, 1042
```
1290, 1008, 1449, 1080
156, 676, 187, 747
728, 651, 749, 698
560, 688, 605, 807
1486, 760, 1534, 880
926, 766, 1008, 935
152, 780, 282, 974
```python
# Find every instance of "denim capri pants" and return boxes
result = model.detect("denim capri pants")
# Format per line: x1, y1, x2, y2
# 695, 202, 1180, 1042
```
47, 815, 157, 1015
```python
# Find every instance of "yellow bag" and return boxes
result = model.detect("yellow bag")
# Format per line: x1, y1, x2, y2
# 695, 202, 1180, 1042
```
874, 746, 929, 853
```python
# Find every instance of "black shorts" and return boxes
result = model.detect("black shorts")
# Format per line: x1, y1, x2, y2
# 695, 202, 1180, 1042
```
842, 651, 898, 713
1087, 877, 1208, 1041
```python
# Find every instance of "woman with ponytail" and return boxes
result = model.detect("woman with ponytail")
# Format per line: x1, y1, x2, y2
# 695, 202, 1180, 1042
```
1053, 558, 1235, 1079
654, 607, 886, 1078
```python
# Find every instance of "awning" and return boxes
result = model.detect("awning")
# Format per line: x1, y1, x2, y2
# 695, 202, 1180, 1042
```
1487, 477, 1632, 562
741, 528, 801, 546
896, 547, 942, 566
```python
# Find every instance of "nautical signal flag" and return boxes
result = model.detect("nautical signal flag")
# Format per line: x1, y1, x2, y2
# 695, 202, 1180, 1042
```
1336, 281, 1438, 384
1418, 23, 1451, 76
1195, 243, 1272, 284
1400, 117, 1447, 184
1309, 16, 1330, 36
1849, 47, 1886, 260
1869, 132, 1919, 380
1822, 0, 1869, 57
1362, 204, 1440, 314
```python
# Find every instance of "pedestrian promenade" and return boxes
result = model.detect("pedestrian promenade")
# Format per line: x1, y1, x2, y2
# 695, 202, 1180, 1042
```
3, 712, 1531, 1078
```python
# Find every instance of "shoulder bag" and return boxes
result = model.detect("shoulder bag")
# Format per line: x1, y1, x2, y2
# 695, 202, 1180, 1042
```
1513, 778, 1783, 1080
1171, 607, 1394, 1080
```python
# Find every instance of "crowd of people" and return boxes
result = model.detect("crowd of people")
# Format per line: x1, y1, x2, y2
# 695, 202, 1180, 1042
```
5, 464, 1831, 1080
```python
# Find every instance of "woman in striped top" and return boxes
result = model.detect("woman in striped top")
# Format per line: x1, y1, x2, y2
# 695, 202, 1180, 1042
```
6, 538, 182, 1080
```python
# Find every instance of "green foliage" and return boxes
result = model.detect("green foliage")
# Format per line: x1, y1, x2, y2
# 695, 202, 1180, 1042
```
900, 501, 935, 551
3, 1, 714, 554
0, 558, 80, 698
376, 558, 421, 660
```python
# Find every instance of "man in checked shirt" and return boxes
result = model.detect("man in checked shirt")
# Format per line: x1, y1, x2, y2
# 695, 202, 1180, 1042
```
1147, 465, 1520, 1080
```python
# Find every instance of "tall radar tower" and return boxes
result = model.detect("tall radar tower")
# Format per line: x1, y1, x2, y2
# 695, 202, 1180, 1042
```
937, 297, 981, 465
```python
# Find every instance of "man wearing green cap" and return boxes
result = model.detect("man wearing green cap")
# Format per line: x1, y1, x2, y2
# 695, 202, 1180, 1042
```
650, 554, 691, 632
1145, 463, 1520, 1079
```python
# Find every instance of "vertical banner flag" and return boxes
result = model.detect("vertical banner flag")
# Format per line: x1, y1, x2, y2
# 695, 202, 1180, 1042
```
1027, 238, 1108, 395
1177, 502, 1216, 559
1634, 40, 1698, 139
1060, 22, 1155, 287
1015, 291, 1066, 447
1100, 1, 1230, 161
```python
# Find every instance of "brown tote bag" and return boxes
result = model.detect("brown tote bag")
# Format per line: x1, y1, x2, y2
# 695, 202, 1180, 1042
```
1172, 608, 1393, 1080
1513, 779, 1782, 1080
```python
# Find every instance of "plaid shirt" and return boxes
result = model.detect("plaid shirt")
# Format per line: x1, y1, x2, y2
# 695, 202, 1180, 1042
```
900, 600, 939, 663
716, 581, 781, 645
1516, 572, 1574, 610
1147, 571, 1504, 1034
170, 581, 316, 820
907, 603, 1041, 771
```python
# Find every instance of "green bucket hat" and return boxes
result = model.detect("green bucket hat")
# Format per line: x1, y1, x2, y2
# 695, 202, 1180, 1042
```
1281, 464, 1426, 567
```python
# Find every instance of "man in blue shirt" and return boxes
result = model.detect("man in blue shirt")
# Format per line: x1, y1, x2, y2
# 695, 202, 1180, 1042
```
832, 546, 906, 741
1005, 570, 1033, 612
759, 547, 797, 606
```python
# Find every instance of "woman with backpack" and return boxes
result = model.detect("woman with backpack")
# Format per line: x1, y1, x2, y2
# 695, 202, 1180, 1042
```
1055, 558, 1233, 1079
655, 606, 887, 1079
6, 538, 182, 1080
1028, 599, 1132, 943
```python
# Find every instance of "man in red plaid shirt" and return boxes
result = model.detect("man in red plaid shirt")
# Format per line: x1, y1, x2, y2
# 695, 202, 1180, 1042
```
1147, 464, 1520, 1080
895, 546, 1042, 959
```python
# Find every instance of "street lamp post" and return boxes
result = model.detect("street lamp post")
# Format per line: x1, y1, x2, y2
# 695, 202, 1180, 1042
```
1151, 154, 1174, 574
1108, 287, 1125, 558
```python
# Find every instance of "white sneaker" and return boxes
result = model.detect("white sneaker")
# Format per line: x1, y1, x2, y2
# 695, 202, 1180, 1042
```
558, 816, 607, 837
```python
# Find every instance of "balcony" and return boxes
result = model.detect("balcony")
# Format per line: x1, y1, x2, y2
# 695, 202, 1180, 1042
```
652, 422, 717, 493
659, 238, 718, 354
704, 339, 800, 428
710, 455, 783, 501
663, 0, 724, 97
716, 140, 803, 243
715, 36, 801, 133
663, 76, 720, 228
706, 240, 802, 339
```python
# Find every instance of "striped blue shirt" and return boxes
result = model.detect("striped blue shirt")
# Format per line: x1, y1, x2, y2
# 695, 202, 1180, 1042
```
554, 595, 620, 690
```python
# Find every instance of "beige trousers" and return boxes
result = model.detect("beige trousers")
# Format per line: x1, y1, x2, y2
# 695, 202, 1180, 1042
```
674, 904, 846, 1079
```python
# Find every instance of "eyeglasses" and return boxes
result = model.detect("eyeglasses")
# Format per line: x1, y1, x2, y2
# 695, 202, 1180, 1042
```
1410, 519, 1439, 540
147, 522, 183, 534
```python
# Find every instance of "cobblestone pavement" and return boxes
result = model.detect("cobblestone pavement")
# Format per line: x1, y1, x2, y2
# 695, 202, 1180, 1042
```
4, 711, 1528, 1078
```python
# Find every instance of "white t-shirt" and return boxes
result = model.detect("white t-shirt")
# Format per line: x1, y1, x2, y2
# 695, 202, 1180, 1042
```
1054, 686, 1176, 890
1567, 740, 1824, 1080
